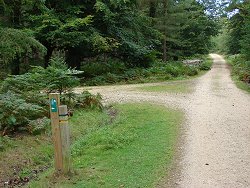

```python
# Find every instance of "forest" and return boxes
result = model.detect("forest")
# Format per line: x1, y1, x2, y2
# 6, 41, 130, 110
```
0, 0, 220, 75
0, 0, 250, 187
0, 1, 249, 81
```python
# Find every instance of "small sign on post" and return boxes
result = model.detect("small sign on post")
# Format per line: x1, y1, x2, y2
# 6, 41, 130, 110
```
49, 93, 71, 174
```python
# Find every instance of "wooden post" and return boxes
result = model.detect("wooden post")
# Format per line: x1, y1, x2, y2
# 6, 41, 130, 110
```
49, 93, 63, 171
58, 105, 71, 174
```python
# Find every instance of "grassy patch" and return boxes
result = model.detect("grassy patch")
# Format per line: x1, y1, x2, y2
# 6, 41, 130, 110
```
27, 103, 183, 188
0, 134, 53, 185
136, 81, 193, 93
0, 110, 109, 187
232, 75, 250, 93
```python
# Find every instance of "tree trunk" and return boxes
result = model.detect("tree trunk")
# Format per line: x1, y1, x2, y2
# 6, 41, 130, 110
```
11, 56, 20, 75
44, 46, 54, 68
149, 1, 156, 18
163, 36, 167, 62
66, 48, 81, 69
163, 0, 168, 62
13, 0, 21, 25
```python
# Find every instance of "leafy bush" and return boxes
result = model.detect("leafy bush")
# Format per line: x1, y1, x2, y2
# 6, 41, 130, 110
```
61, 91, 103, 111
199, 59, 213, 71
228, 54, 250, 84
0, 55, 88, 135
85, 76, 107, 86
28, 117, 51, 135
83, 60, 203, 86
186, 67, 199, 76
81, 58, 126, 77
123, 69, 144, 80
0, 136, 14, 151
105, 73, 122, 83
0, 91, 45, 135
32, 56, 80, 94
1, 55, 80, 94
149, 61, 198, 77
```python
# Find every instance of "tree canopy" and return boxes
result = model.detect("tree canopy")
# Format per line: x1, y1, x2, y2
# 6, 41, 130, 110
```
0, 0, 220, 74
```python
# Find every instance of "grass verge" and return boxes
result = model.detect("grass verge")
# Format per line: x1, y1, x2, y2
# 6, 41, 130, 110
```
27, 103, 183, 188
0, 110, 110, 187
231, 75, 250, 93
136, 81, 193, 93
226, 55, 250, 93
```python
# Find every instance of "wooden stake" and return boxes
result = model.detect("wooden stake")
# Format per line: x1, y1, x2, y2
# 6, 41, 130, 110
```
59, 105, 71, 174
49, 93, 63, 171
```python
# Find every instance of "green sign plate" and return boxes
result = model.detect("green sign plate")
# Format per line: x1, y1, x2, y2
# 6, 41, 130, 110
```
50, 98, 58, 112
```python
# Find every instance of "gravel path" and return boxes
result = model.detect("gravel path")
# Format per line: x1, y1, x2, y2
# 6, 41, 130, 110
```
76, 54, 250, 188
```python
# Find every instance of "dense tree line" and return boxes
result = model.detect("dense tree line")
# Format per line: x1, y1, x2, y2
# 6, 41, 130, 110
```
0, 0, 218, 75
212, 0, 250, 59
227, 0, 250, 59
211, 0, 250, 85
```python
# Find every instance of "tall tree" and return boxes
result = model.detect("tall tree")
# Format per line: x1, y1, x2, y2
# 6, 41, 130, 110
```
226, 0, 250, 55
0, 28, 46, 74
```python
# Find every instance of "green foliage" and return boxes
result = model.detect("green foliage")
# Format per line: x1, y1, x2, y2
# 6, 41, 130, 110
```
0, 91, 45, 134
0, 28, 46, 64
225, 0, 250, 58
179, 1, 219, 56
0, 54, 86, 135
139, 0, 219, 60
84, 59, 206, 86
1, 0, 220, 71
96, 1, 161, 66
199, 58, 213, 70
228, 54, 250, 85
240, 3, 250, 60
0, 136, 15, 151
227, 13, 245, 54
38, 56, 80, 94
61, 91, 103, 111
137, 82, 193, 93
211, 18, 230, 54
81, 58, 126, 77
2, 54, 80, 94
28, 117, 51, 135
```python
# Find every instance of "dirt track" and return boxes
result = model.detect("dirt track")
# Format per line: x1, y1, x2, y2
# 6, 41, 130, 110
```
76, 54, 250, 188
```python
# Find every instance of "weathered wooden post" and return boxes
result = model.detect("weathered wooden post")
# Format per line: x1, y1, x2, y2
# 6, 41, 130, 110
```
58, 105, 71, 174
49, 93, 63, 171
49, 93, 71, 174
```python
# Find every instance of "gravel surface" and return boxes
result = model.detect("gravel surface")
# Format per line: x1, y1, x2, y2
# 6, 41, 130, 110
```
76, 54, 250, 188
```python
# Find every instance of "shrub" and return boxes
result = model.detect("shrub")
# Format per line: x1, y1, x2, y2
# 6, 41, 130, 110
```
199, 59, 213, 71
186, 67, 199, 76
0, 91, 45, 135
61, 91, 103, 111
1, 55, 80, 95
28, 117, 51, 135
105, 73, 122, 83
81, 58, 126, 77
0, 136, 14, 151
76, 91, 103, 110
0, 54, 84, 135
228, 55, 250, 84
33, 56, 80, 94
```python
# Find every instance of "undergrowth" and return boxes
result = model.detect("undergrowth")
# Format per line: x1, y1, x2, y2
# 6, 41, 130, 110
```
227, 54, 250, 93
82, 56, 212, 86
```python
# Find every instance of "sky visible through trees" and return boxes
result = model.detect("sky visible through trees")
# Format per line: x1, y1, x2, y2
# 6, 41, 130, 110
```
0, 0, 249, 76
